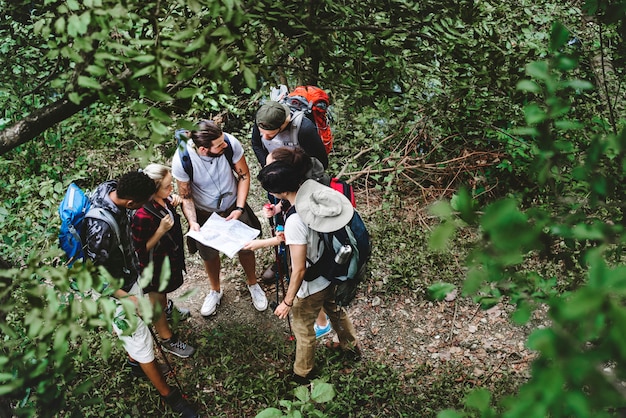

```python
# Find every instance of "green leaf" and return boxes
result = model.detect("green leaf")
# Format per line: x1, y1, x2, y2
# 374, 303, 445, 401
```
429, 221, 456, 251
149, 108, 173, 124
526, 328, 557, 353
255, 408, 284, 418
429, 200, 453, 218
310, 381, 335, 403
146, 89, 174, 102
465, 388, 491, 411
427, 282, 456, 301
54, 17, 66, 34
132, 65, 156, 79
554, 120, 583, 130
550, 21, 570, 52
511, 303, 531, 325
132, 54, 156, 63
562, 79, 594, 91
293, 386, 310, 402
243, 67, 257, 89
77, 76, 102, 90
450, 187, 476, 224
176, 88, 201, 99
516, 80, 541, 93
526, 61, 550, 81
524, 103, 546, 125
462, 268, 484, 296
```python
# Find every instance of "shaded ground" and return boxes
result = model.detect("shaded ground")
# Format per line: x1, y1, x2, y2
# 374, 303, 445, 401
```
168, 212, 547, 388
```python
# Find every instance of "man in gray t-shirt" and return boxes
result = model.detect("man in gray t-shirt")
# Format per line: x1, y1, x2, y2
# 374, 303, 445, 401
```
172, 120, 268, 317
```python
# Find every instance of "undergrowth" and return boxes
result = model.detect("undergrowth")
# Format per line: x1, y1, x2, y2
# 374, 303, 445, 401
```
55, 319, 521, 417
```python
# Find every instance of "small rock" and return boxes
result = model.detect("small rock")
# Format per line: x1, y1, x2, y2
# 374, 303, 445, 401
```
445, 289, 457, 302
468, 325, 478, 333
371, 296, 382, 306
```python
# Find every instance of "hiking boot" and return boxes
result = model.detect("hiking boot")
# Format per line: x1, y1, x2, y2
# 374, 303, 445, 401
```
261, 263, 277, 283
161, 334, 196, 359
166, 299, 191, 322
163, 387, 199, 418
314, 317, 332, 339
200, 289, 223, 317
291, 373, 311, 386
127, 359, 171, 379
248, 283, 268, 311
290, 367, 319, 386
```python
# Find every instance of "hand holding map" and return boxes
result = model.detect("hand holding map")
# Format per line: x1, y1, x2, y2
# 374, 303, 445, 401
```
185, 212, 260, 258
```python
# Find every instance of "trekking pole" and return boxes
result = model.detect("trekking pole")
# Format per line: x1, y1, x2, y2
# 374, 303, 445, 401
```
274, 225, 293, 338
147, 325, 187, 397
264, 204, 293, 338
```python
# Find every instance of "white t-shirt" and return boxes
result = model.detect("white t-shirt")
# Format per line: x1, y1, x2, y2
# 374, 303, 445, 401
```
284, 211, 331, 298
171, 134, 244, 213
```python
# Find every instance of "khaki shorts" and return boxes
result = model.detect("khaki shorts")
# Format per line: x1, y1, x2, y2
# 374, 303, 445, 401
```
188, 203, 262, 261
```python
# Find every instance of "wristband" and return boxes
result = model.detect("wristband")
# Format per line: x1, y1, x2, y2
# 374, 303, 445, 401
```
235, 206, 245, 212
283, 300, 293, 307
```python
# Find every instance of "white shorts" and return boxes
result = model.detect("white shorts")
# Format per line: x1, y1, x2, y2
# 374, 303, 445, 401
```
112, 282, 155, 363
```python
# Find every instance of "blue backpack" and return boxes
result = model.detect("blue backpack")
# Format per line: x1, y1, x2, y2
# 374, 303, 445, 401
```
58, 183, 122, 266
175, 129, 235, 182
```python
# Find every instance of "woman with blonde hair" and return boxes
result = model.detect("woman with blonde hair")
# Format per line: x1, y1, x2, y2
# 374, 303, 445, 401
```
131, 163, 195, 359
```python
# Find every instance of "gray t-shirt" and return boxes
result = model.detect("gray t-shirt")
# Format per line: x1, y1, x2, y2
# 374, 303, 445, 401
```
171, 134, 244, 213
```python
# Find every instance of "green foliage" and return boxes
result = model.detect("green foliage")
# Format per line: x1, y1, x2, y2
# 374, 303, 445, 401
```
0, 257, 144, 416
2, 0, 626, 417
255, 379, 335, 418
430, 20, 626, 417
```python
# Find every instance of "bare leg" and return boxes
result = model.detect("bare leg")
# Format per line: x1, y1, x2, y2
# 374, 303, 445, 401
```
149, 292, 172, 340
238, 250, 258, 286
138, 359, 171, 396
203, 256, 221, 291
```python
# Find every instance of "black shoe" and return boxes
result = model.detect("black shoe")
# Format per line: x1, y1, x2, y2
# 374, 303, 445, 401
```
290, 367, 319, 386
163, 388, 199, 418
291, 373, 311, 386
127, 359, 171, 378
166, 299, 191, 322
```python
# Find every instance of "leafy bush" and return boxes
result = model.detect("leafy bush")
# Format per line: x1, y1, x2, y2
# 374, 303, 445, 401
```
431, 22, 626, 417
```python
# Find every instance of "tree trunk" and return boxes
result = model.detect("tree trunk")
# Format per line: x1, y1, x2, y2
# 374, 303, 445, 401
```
0, 69, 131, 155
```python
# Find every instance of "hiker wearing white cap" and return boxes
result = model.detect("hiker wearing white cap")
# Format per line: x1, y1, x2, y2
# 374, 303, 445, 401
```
256, 160, 360, 385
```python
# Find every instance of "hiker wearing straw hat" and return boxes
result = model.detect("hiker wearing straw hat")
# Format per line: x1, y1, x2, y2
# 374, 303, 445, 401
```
256, 161, 360, 385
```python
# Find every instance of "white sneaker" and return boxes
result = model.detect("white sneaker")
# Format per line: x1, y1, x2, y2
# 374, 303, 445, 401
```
248, 284, 268, 311
200, 289, 223, 317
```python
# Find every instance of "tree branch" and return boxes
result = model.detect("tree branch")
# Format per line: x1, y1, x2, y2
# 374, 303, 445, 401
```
0, 69, 131, 155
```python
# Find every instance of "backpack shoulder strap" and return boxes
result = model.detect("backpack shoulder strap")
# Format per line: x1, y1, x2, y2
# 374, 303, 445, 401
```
86, 207, 124, 254
223, 134, 235, 172
175, 129, 194, 182
290, 111, 305, 149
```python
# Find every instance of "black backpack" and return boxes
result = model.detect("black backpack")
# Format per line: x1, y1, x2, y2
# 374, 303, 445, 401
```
175, 129, 235, 182
287, 207, 371, 307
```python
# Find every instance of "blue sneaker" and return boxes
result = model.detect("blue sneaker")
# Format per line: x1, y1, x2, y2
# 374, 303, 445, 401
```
314, 320, 332, 339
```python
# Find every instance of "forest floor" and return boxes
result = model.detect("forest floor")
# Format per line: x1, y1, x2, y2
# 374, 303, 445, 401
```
168, 210, 550, 391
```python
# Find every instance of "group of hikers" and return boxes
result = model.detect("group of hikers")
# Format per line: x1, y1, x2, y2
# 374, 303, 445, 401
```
80, 100, 361, 417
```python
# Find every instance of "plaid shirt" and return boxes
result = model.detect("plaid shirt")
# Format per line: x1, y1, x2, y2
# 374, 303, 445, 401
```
131, 200, 185, 284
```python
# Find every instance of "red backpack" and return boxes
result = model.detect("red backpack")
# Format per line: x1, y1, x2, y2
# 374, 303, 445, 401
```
281, 85, 334, 154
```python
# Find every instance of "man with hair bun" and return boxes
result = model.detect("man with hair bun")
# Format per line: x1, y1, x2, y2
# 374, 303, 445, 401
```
172, 120, 268, 317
